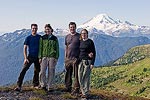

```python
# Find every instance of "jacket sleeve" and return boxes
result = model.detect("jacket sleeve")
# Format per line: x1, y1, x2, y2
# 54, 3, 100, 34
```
38, 37, 43, 59
56, 38, 59, 59
90, 40, 96, 65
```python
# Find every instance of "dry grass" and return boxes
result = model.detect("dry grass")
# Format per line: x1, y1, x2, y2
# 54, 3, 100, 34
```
33, 89, 47, 95
29, 97, 43, 100
62, 93, 77, 99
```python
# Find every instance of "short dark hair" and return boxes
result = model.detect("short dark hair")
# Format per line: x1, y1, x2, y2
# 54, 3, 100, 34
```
31, 24, 38, 28
69, 22, 76, 28
45, 24, 53, 32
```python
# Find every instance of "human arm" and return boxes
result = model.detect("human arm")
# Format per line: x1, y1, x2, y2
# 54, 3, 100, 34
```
38, 37, 43, 63
89, 40, 96, 69
56, 38, 59, 59
23, 45, 29, 64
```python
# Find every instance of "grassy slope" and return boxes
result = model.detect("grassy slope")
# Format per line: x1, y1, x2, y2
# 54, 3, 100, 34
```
1, 45, 150, 99
113, 44, 150, 65
91, 58, 150, 99
1, 59, 150, 99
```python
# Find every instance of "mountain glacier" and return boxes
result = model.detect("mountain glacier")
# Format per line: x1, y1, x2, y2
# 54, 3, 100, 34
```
78, 14, 150, 38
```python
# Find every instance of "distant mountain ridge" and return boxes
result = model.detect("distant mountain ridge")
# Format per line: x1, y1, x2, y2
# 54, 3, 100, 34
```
1, 29, 150, 86
0, 14, 150, 85
113, 44, 150, 65
90, 33, 150, 65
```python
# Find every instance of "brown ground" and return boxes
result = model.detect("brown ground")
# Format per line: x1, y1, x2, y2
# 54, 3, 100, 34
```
0, 85, 150, 100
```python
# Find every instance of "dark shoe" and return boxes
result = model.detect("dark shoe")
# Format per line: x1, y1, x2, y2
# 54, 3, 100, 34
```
14, 86, 22, 92
71, 89, 80, 96
48, 88, 54, 92
79, 93, 83, 97
71, 89, 79, 94
48, 89, 54, 92
40, 87, 47, 91
81, 95, 88, 99
33, 84, 39, 87
63, 88, 72, 92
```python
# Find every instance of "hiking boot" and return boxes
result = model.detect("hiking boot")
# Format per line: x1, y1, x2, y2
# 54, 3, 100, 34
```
48, 88, 54, 92
14, 86, 22, 92
79, 93, 83, 97
81, 95, 88, 99
63, 88, 72, 92
71, 89, 79, 94
41, 87, 47, 91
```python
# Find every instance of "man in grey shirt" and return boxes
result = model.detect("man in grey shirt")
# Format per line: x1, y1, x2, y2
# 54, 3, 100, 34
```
64, 22, 80, 94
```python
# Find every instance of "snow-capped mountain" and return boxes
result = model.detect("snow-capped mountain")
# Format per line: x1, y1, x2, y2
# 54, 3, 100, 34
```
1, 14, 150, 85
0, 28, 150, 86
78, 14, 150, 38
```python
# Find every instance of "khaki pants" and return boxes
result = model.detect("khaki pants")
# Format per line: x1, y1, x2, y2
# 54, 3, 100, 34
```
78, 60, 91, 96
39, 57, 57, 89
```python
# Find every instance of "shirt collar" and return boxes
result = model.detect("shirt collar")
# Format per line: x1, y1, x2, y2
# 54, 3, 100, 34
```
83, 38, 88, 41
48, 34, 52, 39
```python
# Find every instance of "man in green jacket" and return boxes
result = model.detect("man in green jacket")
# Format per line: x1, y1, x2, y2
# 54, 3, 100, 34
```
38, 24, 59, 91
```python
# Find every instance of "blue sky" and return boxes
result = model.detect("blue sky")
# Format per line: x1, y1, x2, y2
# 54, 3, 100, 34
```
0, 0, 149, 33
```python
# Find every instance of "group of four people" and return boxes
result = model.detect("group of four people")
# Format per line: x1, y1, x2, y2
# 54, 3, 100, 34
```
14, 22, 96, 99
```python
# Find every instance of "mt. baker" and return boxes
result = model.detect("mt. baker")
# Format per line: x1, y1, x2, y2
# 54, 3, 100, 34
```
77, 14, 150, 38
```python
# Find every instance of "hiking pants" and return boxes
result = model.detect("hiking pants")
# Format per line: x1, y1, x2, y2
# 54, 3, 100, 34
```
17, 56, 40, 87
65, 58, 80, 91
78, 60, 91, 96
39, 57, 57, 89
